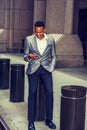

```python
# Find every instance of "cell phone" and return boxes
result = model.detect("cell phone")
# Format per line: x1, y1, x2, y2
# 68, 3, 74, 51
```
33, 53, 39, 58
33, 53, 39, 59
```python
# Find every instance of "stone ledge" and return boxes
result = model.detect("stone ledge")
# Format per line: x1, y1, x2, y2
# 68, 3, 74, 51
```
56, 59, 84, 68
55, 34, 84, 68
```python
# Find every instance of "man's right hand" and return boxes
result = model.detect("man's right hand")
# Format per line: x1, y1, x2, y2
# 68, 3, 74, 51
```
28, 53, 39, 60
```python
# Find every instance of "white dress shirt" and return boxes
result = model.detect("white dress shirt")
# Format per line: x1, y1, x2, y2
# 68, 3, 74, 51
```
36, 34, 48, 55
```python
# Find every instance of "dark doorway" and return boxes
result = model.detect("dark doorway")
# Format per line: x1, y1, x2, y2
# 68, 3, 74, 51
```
78, 9, 87, 59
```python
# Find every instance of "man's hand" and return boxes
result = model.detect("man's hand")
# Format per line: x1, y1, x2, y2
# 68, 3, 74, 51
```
28, 53, 39, 60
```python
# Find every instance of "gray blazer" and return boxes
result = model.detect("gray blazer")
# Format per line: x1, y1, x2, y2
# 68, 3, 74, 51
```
24, 34, 56, 74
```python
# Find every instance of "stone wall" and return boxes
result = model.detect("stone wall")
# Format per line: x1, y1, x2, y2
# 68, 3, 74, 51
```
0, 0, 86, 67
33, 0, 46, 23
0, 0, 8, 51
0, 0, 34, 52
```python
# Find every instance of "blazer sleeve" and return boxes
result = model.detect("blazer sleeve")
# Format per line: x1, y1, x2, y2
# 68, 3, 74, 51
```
50, 38, 56, 72
23, 38, 30, 62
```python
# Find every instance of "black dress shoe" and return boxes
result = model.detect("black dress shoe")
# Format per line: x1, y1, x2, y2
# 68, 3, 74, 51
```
28, 122, 35, 130
45, 120, 56, 129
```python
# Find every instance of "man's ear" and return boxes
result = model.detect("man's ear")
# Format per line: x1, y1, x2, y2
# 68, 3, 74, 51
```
44, 28, 46, 33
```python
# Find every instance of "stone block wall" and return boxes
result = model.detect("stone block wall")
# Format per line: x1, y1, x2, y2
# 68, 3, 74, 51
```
0, 0, 8, 51
0, 0, 34, 52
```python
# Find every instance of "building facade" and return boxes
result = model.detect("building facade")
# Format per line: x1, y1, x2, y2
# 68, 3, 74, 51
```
0, 0, 87, 67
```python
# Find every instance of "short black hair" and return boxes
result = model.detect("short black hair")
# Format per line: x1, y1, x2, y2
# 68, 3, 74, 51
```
34, 21, 45, 28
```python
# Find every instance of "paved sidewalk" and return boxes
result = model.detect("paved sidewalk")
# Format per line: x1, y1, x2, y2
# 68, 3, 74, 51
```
0, 53, 87, 130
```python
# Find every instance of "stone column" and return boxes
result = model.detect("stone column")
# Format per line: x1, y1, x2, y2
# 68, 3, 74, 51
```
7, 0, 15, 49
46, 0, 65, 33
64, 0, 74, 34
33, 0, 46, 24
45, 0, 84, 67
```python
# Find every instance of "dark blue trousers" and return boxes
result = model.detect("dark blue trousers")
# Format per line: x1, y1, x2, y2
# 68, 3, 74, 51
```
27, 65, 54, 122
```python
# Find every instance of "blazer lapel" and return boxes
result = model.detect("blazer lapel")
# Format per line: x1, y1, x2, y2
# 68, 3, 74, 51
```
41, 37, 50, 56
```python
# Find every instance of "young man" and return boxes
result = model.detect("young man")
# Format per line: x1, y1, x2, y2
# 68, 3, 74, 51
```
24, 21, 56, 130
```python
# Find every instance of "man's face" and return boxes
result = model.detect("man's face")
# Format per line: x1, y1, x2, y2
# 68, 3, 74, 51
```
34, 26, 45, 40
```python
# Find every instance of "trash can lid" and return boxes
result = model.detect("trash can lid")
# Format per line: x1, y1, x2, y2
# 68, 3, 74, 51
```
61, 85, 86, 98
0, 58, 10, 63
11, 64, 25, 70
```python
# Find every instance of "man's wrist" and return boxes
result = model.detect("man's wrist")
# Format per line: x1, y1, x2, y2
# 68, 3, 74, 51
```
28, 55, 31, 59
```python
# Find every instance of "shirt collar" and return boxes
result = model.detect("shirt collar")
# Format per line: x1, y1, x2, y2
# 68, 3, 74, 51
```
44, 33, 48, 39
35, 33, 48, 41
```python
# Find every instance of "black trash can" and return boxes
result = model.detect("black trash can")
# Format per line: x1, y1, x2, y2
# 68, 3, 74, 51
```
60, 85, 86, 130
10, 64, 25, 102
0, 58, 10, 89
